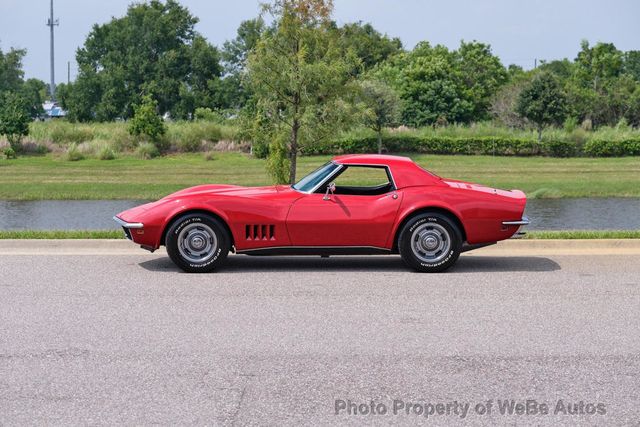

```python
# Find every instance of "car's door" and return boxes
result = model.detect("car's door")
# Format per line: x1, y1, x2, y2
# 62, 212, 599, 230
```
286, 165, 402, 248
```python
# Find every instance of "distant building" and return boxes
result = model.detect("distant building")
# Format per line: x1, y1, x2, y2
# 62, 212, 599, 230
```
42, 101, 67, 119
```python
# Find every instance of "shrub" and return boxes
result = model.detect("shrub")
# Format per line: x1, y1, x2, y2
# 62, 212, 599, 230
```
168, 121, 222, 152
584, 138, 640, 157
98, 146, 116, 160
194, 107, 226, 123
203, 151, 216, 161
0, 93, 30, 152
129, 95, 167, 150
48, 122, 94, 144
251, 141, 270, 159
3, 147, 17, 159
135, 142, 160, 159
34, 144, 49, 155
66, 143, 85, 161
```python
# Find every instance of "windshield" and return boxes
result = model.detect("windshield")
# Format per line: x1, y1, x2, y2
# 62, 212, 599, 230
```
292, 161, 341, 193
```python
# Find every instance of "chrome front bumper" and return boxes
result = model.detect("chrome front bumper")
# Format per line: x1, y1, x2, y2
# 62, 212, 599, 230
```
113, 216, 144, 229
113, 216, 144, 241
502, 216, 530, 239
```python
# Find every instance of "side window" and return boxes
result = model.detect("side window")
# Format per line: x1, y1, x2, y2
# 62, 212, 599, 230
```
323, 166, 394, 196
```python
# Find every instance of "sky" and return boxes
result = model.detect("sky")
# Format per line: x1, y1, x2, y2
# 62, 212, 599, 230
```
1, 0, 639, 84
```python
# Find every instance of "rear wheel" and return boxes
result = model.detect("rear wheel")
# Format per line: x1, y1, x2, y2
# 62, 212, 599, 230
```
166, 213, 230, 273
398, 212, 462, 272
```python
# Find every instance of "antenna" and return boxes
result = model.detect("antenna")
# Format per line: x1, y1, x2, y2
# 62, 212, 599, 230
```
46, 0, 59, 101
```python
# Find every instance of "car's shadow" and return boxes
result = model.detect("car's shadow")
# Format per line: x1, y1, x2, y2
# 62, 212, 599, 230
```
138, 255, 561, 274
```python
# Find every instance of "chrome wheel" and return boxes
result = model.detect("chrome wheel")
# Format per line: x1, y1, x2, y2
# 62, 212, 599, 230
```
410, 222, 451, 264
177, 223, 218, 264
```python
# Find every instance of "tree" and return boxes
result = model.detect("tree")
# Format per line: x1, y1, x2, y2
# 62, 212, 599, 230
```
374, 42, 474, 126
490, 79, 529, 128
223, 18, 267, 73
336, 22, 402, 71
71, 0, 222, 121
0, 47, 25, 94
517, 73, 567, 140
20, 79, 47, 119
623, 50, 640, 81
0, 92, 30, 153
128, 95, 167, 148
246, 0, 361, 184
574, 40, 624, 91
219, 18, 267, 110
455, 41, 507, 120
358, 80, 401, 153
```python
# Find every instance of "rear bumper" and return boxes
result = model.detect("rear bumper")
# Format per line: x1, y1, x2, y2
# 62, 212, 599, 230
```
502, 216, 530, 227
502, 216, 530, 239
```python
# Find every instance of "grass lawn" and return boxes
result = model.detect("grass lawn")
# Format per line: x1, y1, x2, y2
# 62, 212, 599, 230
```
1, 152, 639, 200
1, 230, 639, 240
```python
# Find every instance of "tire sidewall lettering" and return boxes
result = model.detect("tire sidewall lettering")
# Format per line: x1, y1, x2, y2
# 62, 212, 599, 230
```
173, 217, 202, 236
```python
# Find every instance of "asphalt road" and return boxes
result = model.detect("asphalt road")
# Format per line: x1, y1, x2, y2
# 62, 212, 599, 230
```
1, 244, 639, 425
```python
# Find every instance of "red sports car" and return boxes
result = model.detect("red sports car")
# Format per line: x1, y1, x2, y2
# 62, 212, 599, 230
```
114, 154, 529, 272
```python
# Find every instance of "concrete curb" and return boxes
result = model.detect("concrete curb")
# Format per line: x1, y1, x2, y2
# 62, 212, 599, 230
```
0, 239, 640, 256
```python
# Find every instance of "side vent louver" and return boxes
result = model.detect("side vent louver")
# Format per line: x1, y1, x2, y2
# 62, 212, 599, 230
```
245, 224, 275, 240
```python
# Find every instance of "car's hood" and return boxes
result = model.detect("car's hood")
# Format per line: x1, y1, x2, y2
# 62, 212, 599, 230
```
162, 184, 284, 200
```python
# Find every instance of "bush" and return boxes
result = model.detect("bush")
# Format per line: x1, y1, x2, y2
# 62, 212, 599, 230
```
194, 107, 226, 123
98, 146, 117, 160
3, 147, 17, 159
66, 143, 85, 161
0, 92, 30, 152
305, 135, 548, 156
584, 138, 640, 156
129, 95, 167, 150
48, 122, 94, 144
251, 141, 270, 159
301, 132, 640, 157
168, 121, 222, 152
135, 142, 160, 159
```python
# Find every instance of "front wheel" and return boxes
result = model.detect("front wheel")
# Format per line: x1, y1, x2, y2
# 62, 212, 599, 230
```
166, 213, 230, 273
398, 213, 462, 272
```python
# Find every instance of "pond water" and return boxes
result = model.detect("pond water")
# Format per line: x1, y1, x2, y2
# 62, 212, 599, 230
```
0, 198, 639, 231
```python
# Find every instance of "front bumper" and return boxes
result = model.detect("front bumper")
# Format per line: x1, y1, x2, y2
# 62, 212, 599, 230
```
113, 216, 144, 241
502, 216, 530, 239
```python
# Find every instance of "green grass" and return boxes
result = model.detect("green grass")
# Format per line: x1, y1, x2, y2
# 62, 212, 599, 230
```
1, 229, 638, 240
526, 230, 640, 239
0, 230, 124, 239
1, 152, 639, 200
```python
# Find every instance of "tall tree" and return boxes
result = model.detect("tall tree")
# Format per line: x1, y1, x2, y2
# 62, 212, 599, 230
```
623, 50, 640, 81
455, 41, 507, 120
517, 72, 567, 140
0, 47, 25, 94
574, 40, 624, 91
219, 18, 267, 110
71, 0, 222, 121
336, 22, 402, 71
246, 0, 361, 184
358, 80, 402, 153
374, 42, 474, 126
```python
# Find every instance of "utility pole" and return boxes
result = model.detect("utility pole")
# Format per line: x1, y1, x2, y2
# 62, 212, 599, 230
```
46, 0, 59, 101
67, 61, 70, 85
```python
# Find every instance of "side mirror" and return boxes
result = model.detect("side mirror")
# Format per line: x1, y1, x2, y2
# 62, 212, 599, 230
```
323, 182, 336, 201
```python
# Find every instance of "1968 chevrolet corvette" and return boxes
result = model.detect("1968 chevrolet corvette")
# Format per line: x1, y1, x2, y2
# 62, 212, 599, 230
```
114, 154, 529, 272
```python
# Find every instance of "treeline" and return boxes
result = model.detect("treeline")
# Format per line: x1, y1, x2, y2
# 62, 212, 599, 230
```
1, 0, 639, 181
